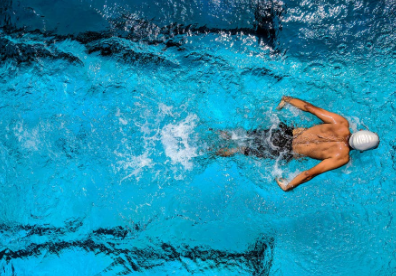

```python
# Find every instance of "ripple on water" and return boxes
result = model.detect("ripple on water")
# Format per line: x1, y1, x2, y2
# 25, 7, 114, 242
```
303, 62, 326, 88
375, 34, 394, 54
329, 60, 346, 77
337, 43, 347, 55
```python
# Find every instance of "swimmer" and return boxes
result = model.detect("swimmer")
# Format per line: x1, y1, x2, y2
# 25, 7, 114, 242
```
217, 96, 380, 192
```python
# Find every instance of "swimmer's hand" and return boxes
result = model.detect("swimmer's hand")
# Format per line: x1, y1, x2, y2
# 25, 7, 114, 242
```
275, 177, 289, 191
276, 96, 291, 110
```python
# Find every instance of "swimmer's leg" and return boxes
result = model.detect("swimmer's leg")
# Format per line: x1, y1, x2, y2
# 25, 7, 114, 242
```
216, 147, 246, 157
219, 130, 231, 140
208, 128, 232, 140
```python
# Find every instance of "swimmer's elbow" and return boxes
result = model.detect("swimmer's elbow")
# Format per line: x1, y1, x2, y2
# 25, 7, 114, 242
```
304, 103, 315, 112
304, 170, 316, 180
342, 156, 350, 164
334, 156, 350, 167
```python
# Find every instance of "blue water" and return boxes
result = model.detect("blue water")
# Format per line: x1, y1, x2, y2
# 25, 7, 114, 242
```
0, 0, 395, 275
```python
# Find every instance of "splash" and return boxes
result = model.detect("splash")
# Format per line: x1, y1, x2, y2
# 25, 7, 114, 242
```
116, 151, 153, 183
161, 114, 199, 170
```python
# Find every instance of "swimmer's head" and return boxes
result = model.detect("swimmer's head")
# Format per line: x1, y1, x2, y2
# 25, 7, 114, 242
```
349, 130, 379, 151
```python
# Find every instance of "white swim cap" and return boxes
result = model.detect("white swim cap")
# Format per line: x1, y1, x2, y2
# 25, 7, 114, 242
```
349, 130, 379, 151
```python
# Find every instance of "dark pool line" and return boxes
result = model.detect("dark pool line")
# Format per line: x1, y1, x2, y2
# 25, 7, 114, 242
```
1, 0, 285, 48
0, 230, 274, 274
0, 37, 83, 65
0, 31, 288, 84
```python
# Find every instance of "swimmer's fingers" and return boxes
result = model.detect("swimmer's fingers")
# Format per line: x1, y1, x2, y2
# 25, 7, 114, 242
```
275, 177, 287, 184
275, 177, 288, 189
276, 99, 286, 110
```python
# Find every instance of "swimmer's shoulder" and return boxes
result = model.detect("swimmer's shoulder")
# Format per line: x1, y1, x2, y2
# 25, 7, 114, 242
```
333, 143, 350, 161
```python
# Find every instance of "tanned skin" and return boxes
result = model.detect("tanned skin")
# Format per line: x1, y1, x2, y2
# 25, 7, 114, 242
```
275, 96, 351, 191
216, 96, 351, 192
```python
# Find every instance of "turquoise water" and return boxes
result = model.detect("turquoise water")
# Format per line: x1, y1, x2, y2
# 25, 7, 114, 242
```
0, 0, 396, 275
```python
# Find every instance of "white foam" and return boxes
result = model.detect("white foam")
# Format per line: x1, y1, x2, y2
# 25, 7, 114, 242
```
268, 111, 281, 126
346, 116, 359, 132
116, 151, 153, 183
115, 107, 128, 125
161, 114, 199, 170
286, 105, 303, 117
271, 159, 284, 178
158, 103, 173, 116
119, 118, 128, 125
342, 158, 353, 175
229, 129, 247, 140
346, 116, 370, 133
286, 169, 302, 182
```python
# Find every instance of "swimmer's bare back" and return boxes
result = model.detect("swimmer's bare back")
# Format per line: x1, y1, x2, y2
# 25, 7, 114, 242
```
276, 96, 351, 191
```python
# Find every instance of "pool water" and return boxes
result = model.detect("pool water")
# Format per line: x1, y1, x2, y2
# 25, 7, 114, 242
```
0, 0, 395, 275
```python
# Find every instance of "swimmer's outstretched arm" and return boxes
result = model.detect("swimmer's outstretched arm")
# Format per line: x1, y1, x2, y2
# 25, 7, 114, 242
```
277, 96, 348, 125
276, 96, 309, 111
275, 156, 349, 191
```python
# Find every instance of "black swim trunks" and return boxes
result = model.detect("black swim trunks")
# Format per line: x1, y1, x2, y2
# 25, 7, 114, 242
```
243, 122, 294, 161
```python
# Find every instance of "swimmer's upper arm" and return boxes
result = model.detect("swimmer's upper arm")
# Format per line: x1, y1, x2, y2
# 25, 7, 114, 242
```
306, 156, 349, 178
282, 156, 349, 191
282, 97, 348, 125
305, 104, 348, 125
